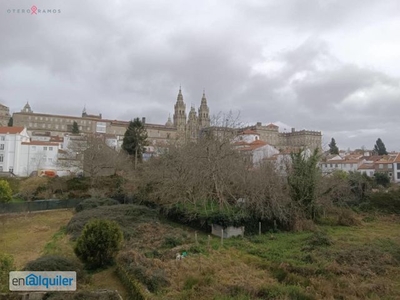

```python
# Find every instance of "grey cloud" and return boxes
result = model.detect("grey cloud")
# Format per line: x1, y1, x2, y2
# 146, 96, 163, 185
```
1, 0, 400, 150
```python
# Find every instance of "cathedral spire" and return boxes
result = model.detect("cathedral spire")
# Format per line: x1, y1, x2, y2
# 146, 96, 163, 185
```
198, 90, 210, 129
173, 86, 187, 131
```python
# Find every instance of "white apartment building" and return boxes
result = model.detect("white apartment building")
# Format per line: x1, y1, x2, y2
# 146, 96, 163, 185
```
0, 127, 30, 174
0, 126, 60, 176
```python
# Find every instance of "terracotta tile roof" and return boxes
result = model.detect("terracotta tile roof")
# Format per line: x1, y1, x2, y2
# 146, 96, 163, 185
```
395, 153, 400, 163
250, 140, 267, 146
49, 136, 63, 142
327, 160, 360, 164
237, 143, 268, 152
240, 129, 259, 135
358, 163, 374, 170
266, 123, 279, 128
22, 141, 59, 146
0, 127, 25, 134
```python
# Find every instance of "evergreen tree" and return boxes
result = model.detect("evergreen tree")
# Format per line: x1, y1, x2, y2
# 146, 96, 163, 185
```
122, 118, 148, 168
72, 121, 80, 134
328, 138, 339, 155
288, 148, 320, 220
374, 138, 388, 155
7, 117, 13, 127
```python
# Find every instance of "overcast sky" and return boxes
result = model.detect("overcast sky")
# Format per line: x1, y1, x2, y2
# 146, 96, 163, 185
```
1, 0, 400, 150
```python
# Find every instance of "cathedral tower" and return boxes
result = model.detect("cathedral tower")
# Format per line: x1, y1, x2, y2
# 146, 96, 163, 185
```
173, 87, 187, 133
198, 90, 210, 128
187, 106, 198, 140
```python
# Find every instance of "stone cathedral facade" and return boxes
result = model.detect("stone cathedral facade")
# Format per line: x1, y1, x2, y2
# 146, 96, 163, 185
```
170, 87, 210, 140
9, 87, 321, 150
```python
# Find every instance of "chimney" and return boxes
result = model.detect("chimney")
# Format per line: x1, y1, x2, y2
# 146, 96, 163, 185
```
142, 117, 146, 124
291, 128, 295, 133
256, 122, 262, 126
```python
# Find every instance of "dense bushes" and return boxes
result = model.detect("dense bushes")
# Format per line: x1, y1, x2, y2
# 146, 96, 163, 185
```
66, 204, 158, 240
117, 251, 170, 293
368, 190, 400, 214
19, 177, 49, 200
75, 197, 120, 212
23, 255, 86, 281
74, 219, 123, 269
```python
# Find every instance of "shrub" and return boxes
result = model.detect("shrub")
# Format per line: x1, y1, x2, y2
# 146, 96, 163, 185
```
75, 197, 120, 212
337, 208, 360, 226
117, 251, 170, 293
0, 180, 12, 203
305, 231, 332, 250
19, 177, 49, 200
24, 255, 86, 281
162, 236, 183, 248
374, 172, 391, 188
74, 219, 123, 269
0, 253, 14, 292
368, 190, 400, 214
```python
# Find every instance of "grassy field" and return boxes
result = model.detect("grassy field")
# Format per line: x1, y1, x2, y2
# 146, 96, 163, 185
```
1, 207, 400, 299
0, 210, 73, 269
122, 213, 400, 300
0, 209, 128, 298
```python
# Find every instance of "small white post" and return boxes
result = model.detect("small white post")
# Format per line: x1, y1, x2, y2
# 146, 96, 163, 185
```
221, 229, 224, 246
259, 222, 261, 235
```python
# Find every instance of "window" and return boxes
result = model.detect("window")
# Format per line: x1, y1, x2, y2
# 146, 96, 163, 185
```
0, 136, 4, 141
398, 172, 400, 180
335, 164, 338, 168
330, 164, 332, 168
49, 147, 53, 151
44, 147, 48, 151
9, 167, 13, 173
397, 163, 400, 169
0, 144, 4, 150
388, 164, 393, 169
0, 154, 3, 162
379, 164, 383, 169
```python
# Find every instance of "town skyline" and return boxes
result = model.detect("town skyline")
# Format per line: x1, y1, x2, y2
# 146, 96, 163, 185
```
1, 0, 400, 150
